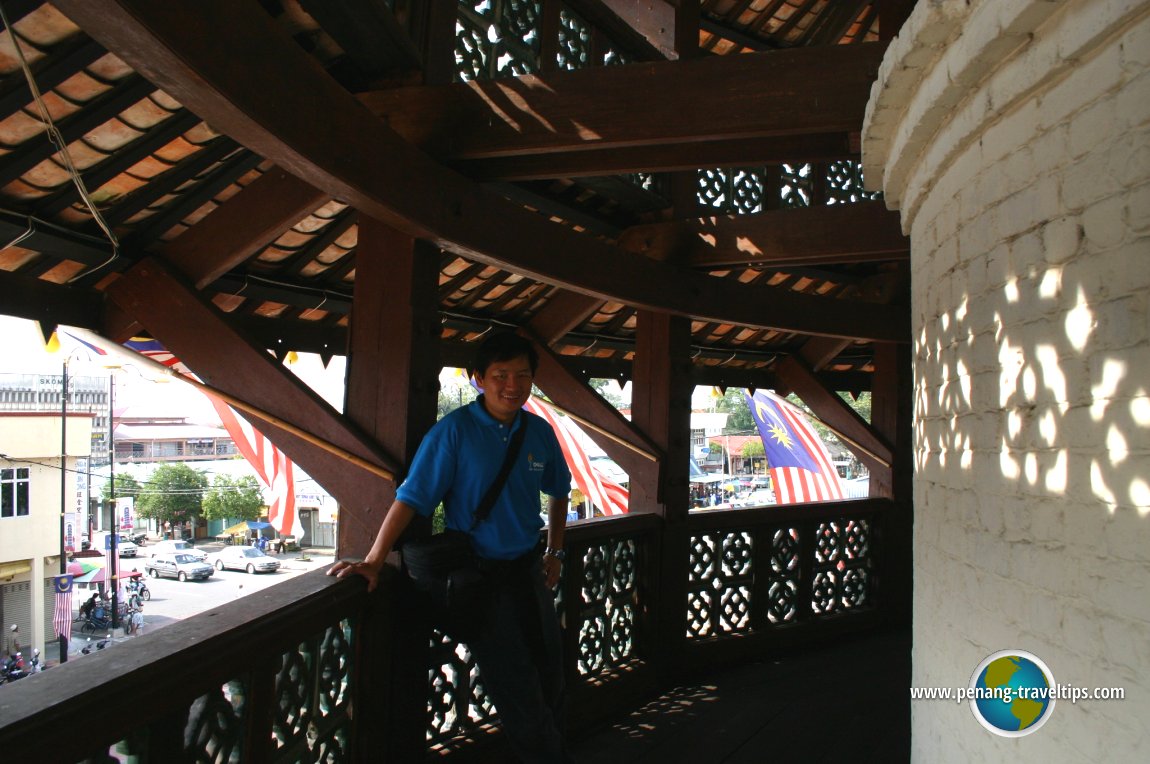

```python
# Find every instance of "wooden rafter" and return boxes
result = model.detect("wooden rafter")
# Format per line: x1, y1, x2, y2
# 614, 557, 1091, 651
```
358, 42, 886, 162
618, 201, 908, 268
55, 0, 905, 344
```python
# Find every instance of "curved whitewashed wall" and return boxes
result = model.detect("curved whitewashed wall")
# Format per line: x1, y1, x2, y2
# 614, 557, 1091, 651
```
863, 0, 1150, 759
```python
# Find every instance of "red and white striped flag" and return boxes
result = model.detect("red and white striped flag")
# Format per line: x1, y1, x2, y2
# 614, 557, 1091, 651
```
209, 397, 303, 540
525, 396, 628, 516
63, 329, 304, 541
745, 390, 845, 504
53, 574, 74, 642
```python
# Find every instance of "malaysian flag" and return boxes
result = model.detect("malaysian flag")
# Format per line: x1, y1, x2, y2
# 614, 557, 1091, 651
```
53, 574, 74, 642
122, 337, 186, 370
525, 396, 629, 516
745, 390, 845, 504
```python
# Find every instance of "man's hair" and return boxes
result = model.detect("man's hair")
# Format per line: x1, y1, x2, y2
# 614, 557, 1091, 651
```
470, 331, 538, 377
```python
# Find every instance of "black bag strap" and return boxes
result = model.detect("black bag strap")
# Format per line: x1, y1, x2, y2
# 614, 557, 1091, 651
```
470, 411, 527, 531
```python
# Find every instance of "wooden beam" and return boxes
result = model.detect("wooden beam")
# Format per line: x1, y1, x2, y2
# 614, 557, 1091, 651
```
161, 168, 330, 288
528, 329, 664, 477
0, 269, 103, 330
103, 256, 402, 505
296, 0, 421, 78
562, 0, 674, 61
529, 290, 604, 345
358, 42, 887, 160
618, 201, 909, 268
773, 354, 891, 471
55, 0, 905, 343
458, 133, 856, 181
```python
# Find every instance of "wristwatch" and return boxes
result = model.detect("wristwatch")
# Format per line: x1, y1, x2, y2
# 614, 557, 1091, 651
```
544, 546, 566, 561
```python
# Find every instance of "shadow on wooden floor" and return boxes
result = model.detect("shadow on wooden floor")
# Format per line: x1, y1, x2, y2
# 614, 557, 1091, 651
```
568, 627, 911, 764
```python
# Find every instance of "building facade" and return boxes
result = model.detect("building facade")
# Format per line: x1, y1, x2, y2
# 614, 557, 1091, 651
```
864, 0, 1150, 758
0, 412, 92, 663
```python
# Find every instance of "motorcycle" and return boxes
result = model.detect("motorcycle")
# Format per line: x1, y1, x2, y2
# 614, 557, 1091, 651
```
0, 653, 28, 684
127, 579, 151, 603
80, 606, 113, 635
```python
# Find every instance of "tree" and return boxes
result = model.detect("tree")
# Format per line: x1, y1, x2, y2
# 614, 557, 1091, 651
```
589, 378, 625, 409
102, 473, 141, 502
714, 388, 755, 432
438, 376, 478, 419
202, 474, 265, 522
135, 463, 208, 527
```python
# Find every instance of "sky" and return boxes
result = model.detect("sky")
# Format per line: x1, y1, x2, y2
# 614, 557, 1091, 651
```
0, 315, 348, 423
0, 314, 708, 419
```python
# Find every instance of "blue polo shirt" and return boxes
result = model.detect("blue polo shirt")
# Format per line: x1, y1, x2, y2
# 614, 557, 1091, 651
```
396, 397, 571, 560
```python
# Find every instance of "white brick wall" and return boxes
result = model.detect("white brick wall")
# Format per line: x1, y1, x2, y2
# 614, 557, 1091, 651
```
864, 0, 1150, 760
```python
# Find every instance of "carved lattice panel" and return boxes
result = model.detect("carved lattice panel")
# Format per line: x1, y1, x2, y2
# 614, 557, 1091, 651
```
686, 532, 754, 638
558, 9, 591, 70
185, 680, 246, 763
811, 519, 872, 615
316, 621, 353, 717
308, 727, 350, 764
697, 168, 765, 214
273, 639, 315, 750
826, 160, 881, 204
428, 635, 493, 743
780, 163, 813, 208
577, 538, 639, 677
766, 527, 801, 624
456, 0, 542, 82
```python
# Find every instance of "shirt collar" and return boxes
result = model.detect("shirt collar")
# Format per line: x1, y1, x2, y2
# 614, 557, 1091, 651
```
469, 395, 521, 430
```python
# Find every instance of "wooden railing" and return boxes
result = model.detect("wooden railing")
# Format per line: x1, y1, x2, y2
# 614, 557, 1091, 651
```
426, 498, 890, 749
0, 498, 893, 761
0, 570, 376, 763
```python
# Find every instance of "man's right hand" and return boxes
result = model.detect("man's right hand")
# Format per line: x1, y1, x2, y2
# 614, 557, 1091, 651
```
326, 559, 384, 592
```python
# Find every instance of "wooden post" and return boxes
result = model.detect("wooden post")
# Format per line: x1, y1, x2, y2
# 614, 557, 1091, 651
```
870, 341, 913, 629
630, 310, 692, 680
343, 218, 440, 761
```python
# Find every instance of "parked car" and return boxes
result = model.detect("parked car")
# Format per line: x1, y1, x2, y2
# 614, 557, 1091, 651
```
92, 531, 139, 558
148, 539, 207, 561
209, 546, 281, 574
144, 553, 214, 582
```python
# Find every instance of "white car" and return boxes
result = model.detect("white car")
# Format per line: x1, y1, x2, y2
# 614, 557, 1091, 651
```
144, 553, 214, 582
148, 539, 208, 562
92, 531, 139, 557
209, 546, 281, 574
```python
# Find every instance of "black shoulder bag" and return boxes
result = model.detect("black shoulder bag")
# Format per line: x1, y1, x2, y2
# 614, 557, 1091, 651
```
401, 413, 526, 641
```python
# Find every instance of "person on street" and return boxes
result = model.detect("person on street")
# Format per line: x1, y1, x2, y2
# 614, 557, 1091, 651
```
328, 331, 574, 763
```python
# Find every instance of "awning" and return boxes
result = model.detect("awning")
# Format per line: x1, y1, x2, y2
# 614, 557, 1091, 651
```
0, 560, 31, 578
220, 519, 271, 537
72, 567, 143, 585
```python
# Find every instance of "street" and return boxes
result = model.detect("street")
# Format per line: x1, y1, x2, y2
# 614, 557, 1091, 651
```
66, 544, 335, 657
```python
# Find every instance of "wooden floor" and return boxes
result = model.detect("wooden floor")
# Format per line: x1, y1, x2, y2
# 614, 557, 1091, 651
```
567, 627, 911, 764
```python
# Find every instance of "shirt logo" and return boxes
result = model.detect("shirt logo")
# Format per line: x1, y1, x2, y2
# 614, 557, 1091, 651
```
526, 451, 545, 472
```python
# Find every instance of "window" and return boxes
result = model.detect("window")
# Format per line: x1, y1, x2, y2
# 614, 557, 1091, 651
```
1, 468, 30, 518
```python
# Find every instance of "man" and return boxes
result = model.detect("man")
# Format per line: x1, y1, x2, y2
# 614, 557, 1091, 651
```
329, 332, 574, 762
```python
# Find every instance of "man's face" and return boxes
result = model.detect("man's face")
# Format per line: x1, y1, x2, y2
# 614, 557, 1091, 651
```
475, 355, 533, 424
